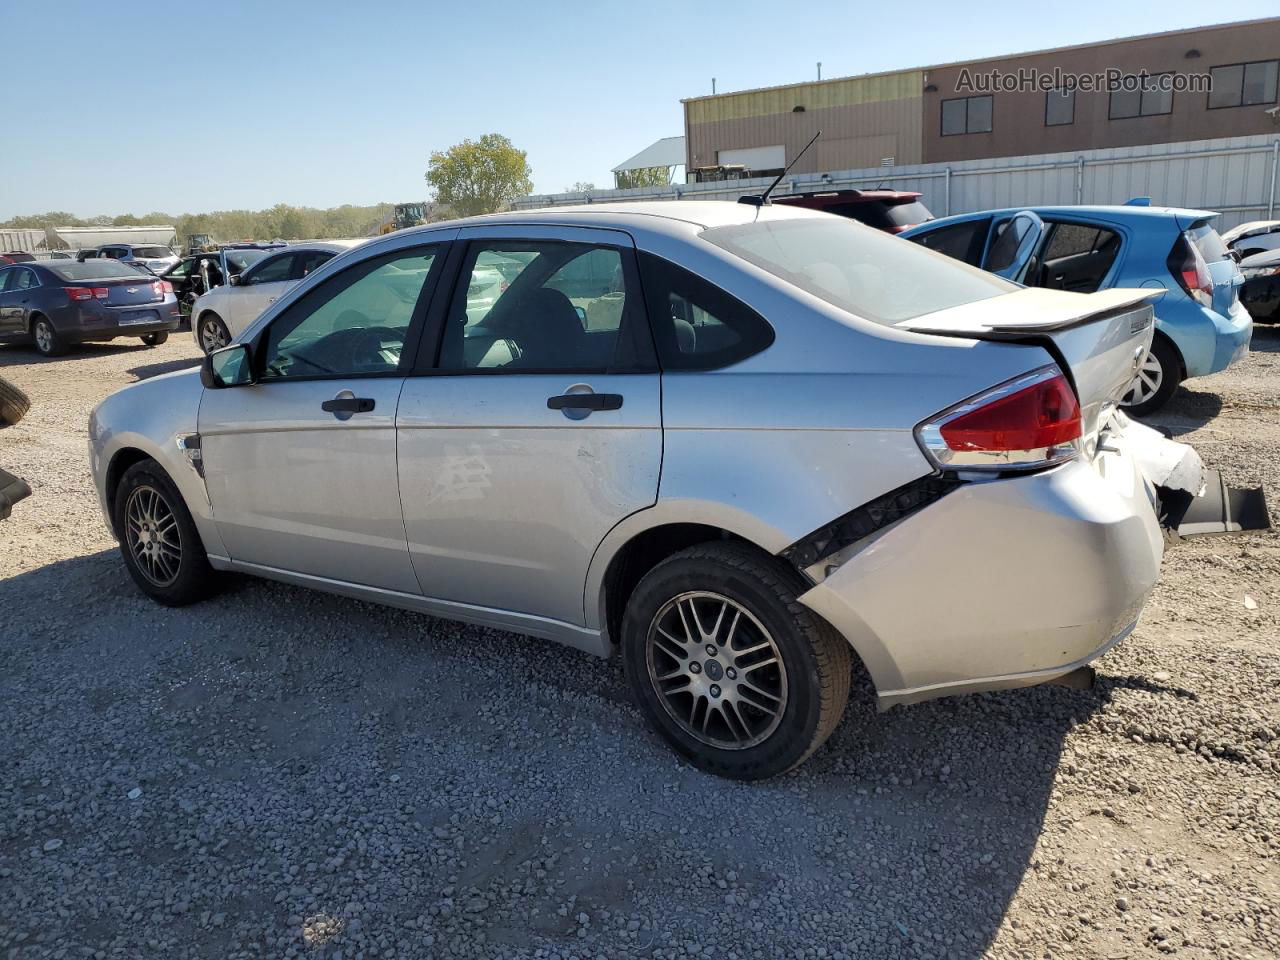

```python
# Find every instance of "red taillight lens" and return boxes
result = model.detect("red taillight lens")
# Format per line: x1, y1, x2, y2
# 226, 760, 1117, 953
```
917, 366, 1082, 472
1168, 233, 1213, 307
64, 286, 92, 301
93, 287, 109, 300
160, 280, 174, 294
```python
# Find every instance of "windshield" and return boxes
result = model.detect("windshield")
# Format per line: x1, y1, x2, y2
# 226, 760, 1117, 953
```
46, 260, 152, 281
884, 201, 933, 227
132, 246, 172, 259
1188, 222, 1231, 263
702, 217, 1014, 325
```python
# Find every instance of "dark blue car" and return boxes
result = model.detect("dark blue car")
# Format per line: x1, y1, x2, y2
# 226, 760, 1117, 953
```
0, 258, 180, 356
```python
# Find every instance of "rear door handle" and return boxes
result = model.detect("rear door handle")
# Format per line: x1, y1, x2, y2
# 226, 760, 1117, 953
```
547, 393, 623, 411
321, 397, 375, 413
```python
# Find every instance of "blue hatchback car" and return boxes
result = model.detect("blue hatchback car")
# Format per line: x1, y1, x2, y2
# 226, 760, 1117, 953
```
902, 202, 1252, 415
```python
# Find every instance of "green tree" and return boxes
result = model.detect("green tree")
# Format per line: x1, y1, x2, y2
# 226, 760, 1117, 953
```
614, 166, 672, 189
425, 134, 533, 217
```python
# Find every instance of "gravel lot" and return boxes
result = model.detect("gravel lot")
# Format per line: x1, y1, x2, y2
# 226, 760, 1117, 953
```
1, 329, 1277, 960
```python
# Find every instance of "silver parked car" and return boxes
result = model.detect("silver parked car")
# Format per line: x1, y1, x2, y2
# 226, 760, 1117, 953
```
88, 202, 1263, 779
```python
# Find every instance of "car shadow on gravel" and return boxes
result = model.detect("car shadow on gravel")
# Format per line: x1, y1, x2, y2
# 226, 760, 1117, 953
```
1, 546, 1132, 959
127, 356, 203, 381
0, 341, 158, 368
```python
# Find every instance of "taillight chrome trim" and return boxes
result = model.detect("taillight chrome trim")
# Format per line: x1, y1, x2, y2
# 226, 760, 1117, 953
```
914, 365, 1081, 473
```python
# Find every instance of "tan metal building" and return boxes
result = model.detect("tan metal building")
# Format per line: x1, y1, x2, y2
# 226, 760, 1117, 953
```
682, 18, 1280, 177
683, 70, 925, 178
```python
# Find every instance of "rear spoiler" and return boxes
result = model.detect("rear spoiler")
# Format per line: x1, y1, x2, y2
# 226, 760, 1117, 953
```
896, 288, 1157, 337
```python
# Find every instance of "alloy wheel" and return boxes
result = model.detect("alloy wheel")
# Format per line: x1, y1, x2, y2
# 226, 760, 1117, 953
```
645, 591, 788, 750
200, 318, 229, 353
124, 484, 182, 587
1122, 351, 1163, 407
34, 321, 53, 354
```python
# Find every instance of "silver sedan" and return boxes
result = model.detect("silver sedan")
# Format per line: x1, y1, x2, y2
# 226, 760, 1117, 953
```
88, 202, 1257, 779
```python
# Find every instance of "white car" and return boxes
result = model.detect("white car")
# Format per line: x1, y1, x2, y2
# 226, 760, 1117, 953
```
1221, 220, 1280, 259
192, 241, 366, 353
92, 243, 181, 276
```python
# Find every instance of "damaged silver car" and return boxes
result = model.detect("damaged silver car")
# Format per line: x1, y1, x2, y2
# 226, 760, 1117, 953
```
87, 202, 1269, 780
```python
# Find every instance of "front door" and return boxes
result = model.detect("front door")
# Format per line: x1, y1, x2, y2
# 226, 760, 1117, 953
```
397, 225, 662, 627
0, 267, 37, 335
199, 241, 449, 593
226, 252, 298, 336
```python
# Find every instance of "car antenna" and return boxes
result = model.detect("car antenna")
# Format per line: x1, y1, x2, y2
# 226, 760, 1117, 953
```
739, 130, 822, 207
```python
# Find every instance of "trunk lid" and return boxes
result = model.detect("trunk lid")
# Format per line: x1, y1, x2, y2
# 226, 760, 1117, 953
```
101, 277, 163, 307
895, 287, 1156, 443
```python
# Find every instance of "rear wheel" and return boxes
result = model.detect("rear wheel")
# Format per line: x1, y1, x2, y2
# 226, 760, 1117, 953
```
1120, 335, 1180, 417
31, 316, 67, 357
197, 313, 230, 355
141, 331, 169, 346
113, 459, 218, 606
621, 542, 851, 780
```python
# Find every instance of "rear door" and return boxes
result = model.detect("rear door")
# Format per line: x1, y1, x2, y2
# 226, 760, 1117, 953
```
0, 267, 20, 334
396, 224, 662, 628
981, 210, 1046, 281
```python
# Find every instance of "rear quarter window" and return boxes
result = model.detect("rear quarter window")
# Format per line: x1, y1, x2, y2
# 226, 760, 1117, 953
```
1188, 222, 1230, 264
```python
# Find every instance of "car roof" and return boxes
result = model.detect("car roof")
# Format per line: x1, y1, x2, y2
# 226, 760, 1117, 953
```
388, 201, 830, 245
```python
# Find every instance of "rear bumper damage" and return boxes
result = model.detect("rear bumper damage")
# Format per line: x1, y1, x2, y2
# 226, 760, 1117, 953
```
796, 414, 1269, 710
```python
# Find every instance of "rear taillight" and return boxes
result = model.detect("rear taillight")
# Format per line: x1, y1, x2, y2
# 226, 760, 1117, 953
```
916, 366, 1082, 472
160, 280, 174, 294
64, 286, 108, 301
1167, 233, 1213, 308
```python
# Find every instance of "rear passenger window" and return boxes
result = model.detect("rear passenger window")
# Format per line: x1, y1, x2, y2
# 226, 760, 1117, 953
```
638, 252, 774, 370
912, 219, 990, 265
439, 240, 649, 373
1034, 222, 1121, 293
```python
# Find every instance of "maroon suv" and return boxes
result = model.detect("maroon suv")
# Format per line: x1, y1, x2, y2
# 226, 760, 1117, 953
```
773, 189, 933, 234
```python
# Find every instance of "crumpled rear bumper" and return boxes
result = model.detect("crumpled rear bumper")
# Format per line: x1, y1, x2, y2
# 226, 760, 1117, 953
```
796, 416, 1267, 709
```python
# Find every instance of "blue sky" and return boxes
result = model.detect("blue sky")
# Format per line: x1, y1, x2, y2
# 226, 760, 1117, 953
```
1, 1, 1274, 218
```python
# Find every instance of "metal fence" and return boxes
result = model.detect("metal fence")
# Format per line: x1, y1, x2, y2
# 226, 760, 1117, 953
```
515, 134, 1280, 230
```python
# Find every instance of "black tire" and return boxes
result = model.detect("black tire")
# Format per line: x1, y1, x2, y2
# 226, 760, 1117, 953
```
1120, 335, 1180, 417
141, 331, 169, 346
30, 315, 67, 357
0, 375, 31, 427
113, 459, 218, 606
197, 313, 231, 355
621, 541, 852, 780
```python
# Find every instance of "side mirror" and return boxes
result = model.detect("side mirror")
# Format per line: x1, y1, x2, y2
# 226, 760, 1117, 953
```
229, 274, 242, 286
200, 343, 253, 389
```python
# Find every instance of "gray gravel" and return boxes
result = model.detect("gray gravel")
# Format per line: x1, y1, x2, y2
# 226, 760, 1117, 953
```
1, 331, 1277, 960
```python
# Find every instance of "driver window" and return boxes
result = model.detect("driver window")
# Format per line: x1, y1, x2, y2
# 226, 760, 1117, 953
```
259, 247, 440, 380
244, 254, 294, 285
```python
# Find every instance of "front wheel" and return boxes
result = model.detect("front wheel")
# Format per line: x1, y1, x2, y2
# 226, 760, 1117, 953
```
197, 313, 231, 355
1120, 335, 1180, 417
621, 542, 852, 780
141, 331, 169, 346
113, 460, 218, 606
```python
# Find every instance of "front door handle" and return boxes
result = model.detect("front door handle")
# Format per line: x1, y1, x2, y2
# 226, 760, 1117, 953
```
547, 393, 623, 412
321, 397, 375, 413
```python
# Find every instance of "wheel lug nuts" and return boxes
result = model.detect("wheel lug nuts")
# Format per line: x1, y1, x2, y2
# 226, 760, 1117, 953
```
705, 645, 717, 656
709, 684, 721, 698
726, 667, 737, 680
689, 662, 702, 674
